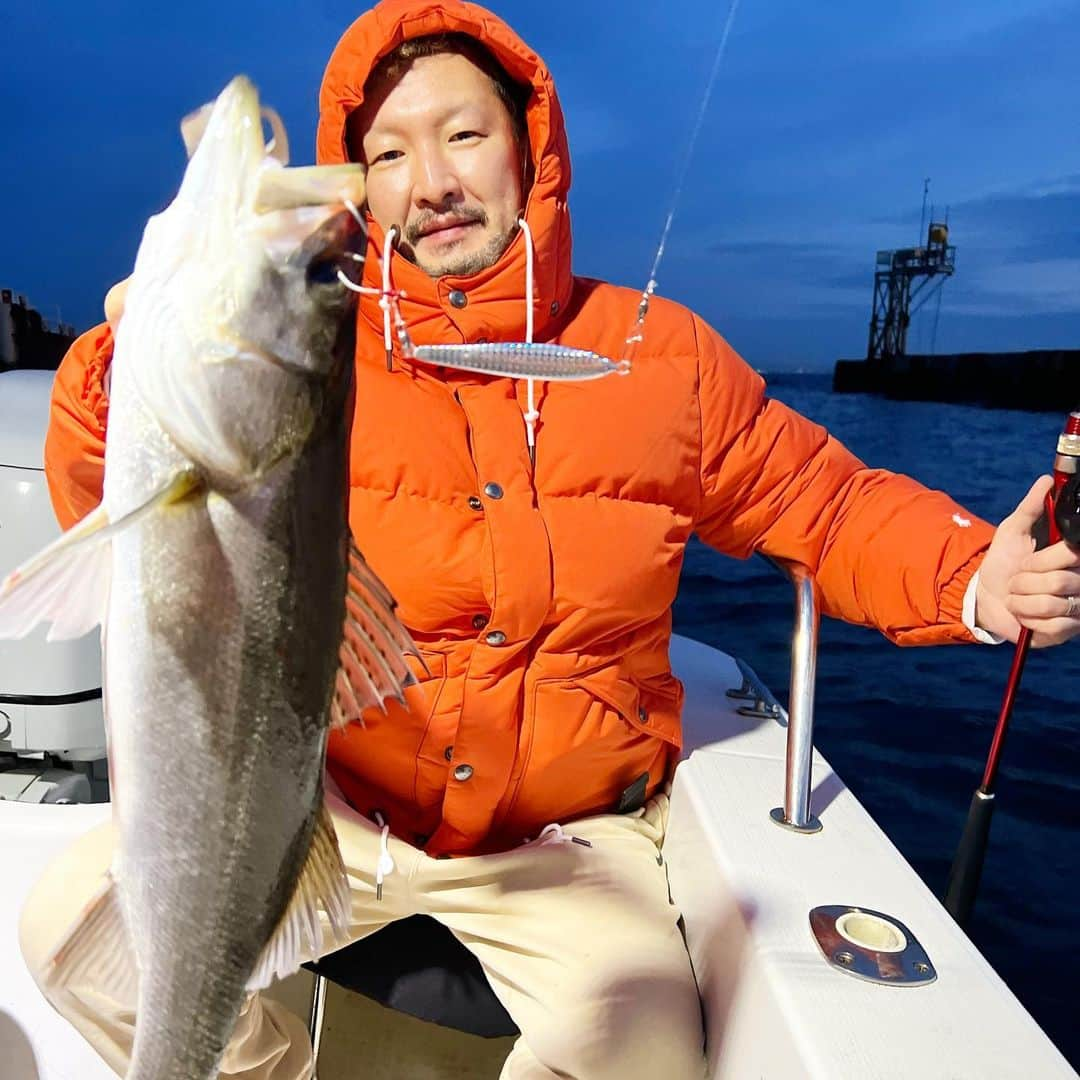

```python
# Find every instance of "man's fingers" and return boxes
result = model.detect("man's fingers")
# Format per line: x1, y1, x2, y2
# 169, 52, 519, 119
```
1007, 592, 1080, 619
1008, 567, 1080, 596
1002, 474, 1054, 535
104, 277, 131, 332
1020, 540, 1080, 574
1028, 617, 1080, 648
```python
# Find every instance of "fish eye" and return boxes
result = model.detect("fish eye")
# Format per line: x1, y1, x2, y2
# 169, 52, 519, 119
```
307, 258, 342, 287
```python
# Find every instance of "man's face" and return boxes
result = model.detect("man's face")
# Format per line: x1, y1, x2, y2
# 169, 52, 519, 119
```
350, 52, 525, 278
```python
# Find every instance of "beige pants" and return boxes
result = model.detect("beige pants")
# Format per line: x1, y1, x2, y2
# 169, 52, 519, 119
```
19, 790, 706, 1079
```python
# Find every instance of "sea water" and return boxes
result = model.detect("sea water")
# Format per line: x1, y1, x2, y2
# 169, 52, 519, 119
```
673, 374, 1080, 1066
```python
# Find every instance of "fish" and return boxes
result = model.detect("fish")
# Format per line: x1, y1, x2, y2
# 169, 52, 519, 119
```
0, 75, 417, 1079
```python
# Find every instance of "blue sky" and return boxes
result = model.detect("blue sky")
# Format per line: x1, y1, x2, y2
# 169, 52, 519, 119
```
2, 0, 1078, 369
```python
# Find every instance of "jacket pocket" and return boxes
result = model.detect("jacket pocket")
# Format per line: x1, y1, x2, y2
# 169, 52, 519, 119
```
626, 670, 684, 749
496, 667, 680, 838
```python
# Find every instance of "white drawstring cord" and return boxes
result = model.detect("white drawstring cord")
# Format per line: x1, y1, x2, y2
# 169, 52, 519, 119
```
518, 217, 535, 345
334, 211, 400, 371
517, 217, 539, 461
380, 227, 399, 370
335, 208, 408, 372
372, 812, 395, 900
343, 197, 364, 228
336, 200, 384, 296
521, 823, 592, 848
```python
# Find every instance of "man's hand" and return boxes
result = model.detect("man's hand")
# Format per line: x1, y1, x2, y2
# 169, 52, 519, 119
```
975, 475, 1080, 647
104, 276, 131, 333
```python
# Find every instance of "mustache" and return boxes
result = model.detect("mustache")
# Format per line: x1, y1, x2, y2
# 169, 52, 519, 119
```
404, 207, 487, 246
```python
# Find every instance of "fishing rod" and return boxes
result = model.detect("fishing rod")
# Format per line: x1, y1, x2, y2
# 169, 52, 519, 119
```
944, 411, 1080, 926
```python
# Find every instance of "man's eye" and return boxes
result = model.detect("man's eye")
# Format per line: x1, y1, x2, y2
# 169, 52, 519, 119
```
449, 130, 482, 142
371, 149, 403, 164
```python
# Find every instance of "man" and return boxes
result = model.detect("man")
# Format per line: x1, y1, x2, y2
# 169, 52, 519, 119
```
21, 1, 1080, 1077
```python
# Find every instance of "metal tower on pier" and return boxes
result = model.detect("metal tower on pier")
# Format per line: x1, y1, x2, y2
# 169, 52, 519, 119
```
866, 220, 956, 362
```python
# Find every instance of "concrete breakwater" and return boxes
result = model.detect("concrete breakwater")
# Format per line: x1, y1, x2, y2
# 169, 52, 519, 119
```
834, 350, 1080, 411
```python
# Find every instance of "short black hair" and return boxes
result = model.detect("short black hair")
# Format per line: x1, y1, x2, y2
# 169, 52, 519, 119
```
363, 32, 530, 143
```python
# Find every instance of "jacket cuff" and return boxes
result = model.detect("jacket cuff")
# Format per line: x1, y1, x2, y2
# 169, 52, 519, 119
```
891, 546, 990, 645
939, 548, 987, 626
962, 571, 1005, 644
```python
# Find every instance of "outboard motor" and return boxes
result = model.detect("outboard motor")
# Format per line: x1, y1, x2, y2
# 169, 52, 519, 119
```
0, 370, 106, 802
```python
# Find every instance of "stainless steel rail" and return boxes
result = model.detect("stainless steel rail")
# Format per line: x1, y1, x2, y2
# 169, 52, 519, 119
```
308, 971, 328, 1077
766, 558, 822, 834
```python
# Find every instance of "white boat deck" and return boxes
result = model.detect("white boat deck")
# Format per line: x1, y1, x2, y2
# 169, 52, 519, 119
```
1, 634, 1075, 1079
667, 634, 1076, 1079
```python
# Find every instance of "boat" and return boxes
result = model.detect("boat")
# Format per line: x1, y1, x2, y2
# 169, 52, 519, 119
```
1, 367, 1075, 1079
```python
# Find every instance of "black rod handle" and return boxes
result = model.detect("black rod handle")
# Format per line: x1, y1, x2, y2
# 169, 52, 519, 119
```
943, 789, 996, 927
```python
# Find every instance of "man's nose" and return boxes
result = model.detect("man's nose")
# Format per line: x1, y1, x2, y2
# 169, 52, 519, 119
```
412, 150, 462, 207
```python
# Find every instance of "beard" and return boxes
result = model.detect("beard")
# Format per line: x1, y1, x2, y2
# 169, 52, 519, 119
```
400, 207, 519, 278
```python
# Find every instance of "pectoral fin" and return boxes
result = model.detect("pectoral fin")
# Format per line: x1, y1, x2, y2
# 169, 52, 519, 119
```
331, 543, 423, 728
246, 801, 351, 990
0, 470, 204, 641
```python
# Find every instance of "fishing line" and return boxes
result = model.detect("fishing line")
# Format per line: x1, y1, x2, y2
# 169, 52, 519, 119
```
622, 0, 744, 362
365, 4, 746, 385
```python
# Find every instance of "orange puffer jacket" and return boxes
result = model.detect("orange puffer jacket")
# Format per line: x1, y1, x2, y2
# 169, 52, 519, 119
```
45, 0, 994, 856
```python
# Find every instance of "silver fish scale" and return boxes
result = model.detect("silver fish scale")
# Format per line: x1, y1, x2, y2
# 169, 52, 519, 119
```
412, 341, 628, 380
47, 74, 389, 1080
105, 392, 347, 1080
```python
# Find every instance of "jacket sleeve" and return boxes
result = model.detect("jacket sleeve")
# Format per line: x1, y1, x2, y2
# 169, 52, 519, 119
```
692, 316, 994, 645
44, 322, 114, 530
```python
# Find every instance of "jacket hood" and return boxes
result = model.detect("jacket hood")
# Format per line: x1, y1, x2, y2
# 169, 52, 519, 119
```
317, 0, 574, 350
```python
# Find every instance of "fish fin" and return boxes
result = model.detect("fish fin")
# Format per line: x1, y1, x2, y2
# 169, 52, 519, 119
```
0, 470, 203, 641
44, 875, 138, 1004
331, 544, 423, 725
182, 90, 288, 163
180, 102, 215, 158
329, 697, 354, 731
247, 801, 351, 991
348, 542, 425, 668
254, 164, 366, 215
0, 503, 113, 641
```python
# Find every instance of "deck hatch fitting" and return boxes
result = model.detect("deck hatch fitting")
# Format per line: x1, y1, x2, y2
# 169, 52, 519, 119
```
809, 905, 936, 987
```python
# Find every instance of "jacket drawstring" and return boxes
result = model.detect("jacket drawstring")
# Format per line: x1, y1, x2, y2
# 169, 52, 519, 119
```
372, 811, 395, 900
520, 823, 592, 849
339, 208, 543, 448
337, 201, 396, 372
380, 227, 399, 371
517, 216, 539, 464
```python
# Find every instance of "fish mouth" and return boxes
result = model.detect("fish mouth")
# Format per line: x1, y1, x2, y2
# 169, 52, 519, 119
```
335, 206, 368, 261
300, 206, 368, 284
